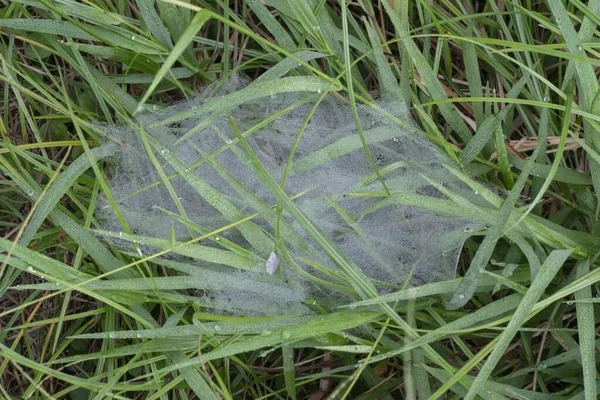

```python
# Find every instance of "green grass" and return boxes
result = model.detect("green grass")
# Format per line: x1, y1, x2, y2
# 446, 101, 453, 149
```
1, 0, 599, 398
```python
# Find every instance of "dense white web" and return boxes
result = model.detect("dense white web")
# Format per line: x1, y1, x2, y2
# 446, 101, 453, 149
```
96, 71, 476, 315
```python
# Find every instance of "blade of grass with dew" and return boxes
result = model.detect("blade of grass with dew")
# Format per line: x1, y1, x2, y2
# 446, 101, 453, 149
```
364, 17, 402, 103
343, 269, 529, 307
145, 133, 273, 254
110, 311, 381, 382
447, 100, 553, 309
351, 293, 524, 367
136, 9, 213, 111
245, 0, 295, 50
548, 0, 600, 220
254, 51, 329, 83
139, 124, 194, 239
19, 143, 117, 248
162, 77, 334, 143
97, 230, 259, 270
463, 23, 484, 127
511, 79, 575, 227
493, 108, 515, 189
463, 249, 573, 400
380, 0, 472, 143
0, 156, 136, 280
460, 75, 528, 165
135, 0, 173, 50
574, 259, 597, 399
0, 342, 162, 393
0, 145, 71, 292
282, 343, 297, 400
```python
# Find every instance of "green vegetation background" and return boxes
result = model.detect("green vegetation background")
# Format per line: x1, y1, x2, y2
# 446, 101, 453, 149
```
0, 0, 599, 399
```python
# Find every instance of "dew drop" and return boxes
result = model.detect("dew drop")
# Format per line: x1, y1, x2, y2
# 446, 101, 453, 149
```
474, 190, 478, 195
543, 95, 549, 102
109, 332, 116, 338
261, 330, 272, 336
27, 266, 34, 272
131, 35, 136, 40
136, 105, 144, 113
39, 275, 44, 279
152, 104, 158, 110
317, 87, 322, 94
118, 231, 123, 237
393, 137, 399, 142
136, 333, 142, 338
538, 362, 547, 370
161, 148, 169, 155
225, 139, 233, 145
577, 44, 582, 51
282, 330, 291, 340
566, 300, 573, 305
215, 237, 220, 241
458, 293, 465, 299
313, 25, 320, 31
270, 94, 276, 99
464, 227, 473, 233
137, 248, 143, 257
214, 324, 221, 332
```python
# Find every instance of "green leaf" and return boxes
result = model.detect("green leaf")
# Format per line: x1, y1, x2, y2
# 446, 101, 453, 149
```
463, 250, 573, 400
136, 10, 213, 111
